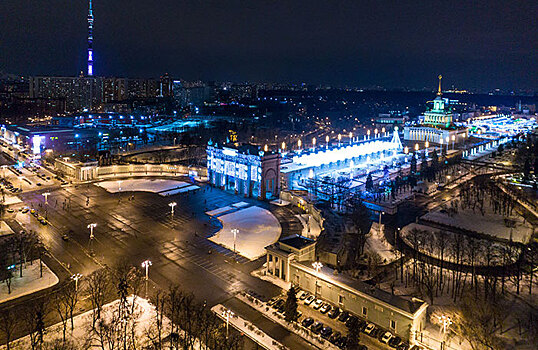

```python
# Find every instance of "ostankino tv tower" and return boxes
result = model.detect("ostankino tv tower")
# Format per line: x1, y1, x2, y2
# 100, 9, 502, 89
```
87, 0, 94, 76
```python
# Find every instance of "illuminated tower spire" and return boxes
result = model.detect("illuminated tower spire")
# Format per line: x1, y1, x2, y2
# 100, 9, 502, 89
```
437, 74, 442, 96
87, 0, 94, 76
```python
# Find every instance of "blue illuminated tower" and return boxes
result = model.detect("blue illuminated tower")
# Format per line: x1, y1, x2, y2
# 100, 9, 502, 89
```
87, 0, 94, 76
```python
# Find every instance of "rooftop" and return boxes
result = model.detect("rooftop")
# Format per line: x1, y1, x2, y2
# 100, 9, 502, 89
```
279, 234, 316, 250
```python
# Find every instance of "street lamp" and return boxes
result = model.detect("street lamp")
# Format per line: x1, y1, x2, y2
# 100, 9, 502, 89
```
231, 228, 239, 256
325, 135, 329, 148
169, 202, 177, 215
338, 133, 341, 146
312, 137, 316, 151
378, 211, 385, 234
71, 273, 83, 292
374, 128, 378, 138
141, 259, 152, 297
414, 143, 419, 152
117, 180, 122, 192
42, 192, 50, 205
349, 131, 353, 144
222, 309, 234, 338
87, 223, 97, 240
312, 261, 323, 297
438, 315, 453, 337
367, 129, 371, 140
297, 139, 302, 150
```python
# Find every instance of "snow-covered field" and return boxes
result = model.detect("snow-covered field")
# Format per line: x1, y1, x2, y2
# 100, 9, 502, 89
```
96, 178, 189, 194
422, 201, 533, 243
209, 206, 281, 260
0, 220, 14, 237
0, 260, 58, 304
365, 222, 397, 264
1, 194, 22, 205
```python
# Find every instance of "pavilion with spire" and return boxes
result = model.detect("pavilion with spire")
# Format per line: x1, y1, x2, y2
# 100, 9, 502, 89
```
404, 75, 468, 144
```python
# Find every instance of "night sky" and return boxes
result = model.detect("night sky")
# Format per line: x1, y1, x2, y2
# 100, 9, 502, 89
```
1, 0, 536, 91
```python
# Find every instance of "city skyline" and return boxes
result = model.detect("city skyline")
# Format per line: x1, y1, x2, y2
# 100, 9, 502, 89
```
0, 0, 536, 91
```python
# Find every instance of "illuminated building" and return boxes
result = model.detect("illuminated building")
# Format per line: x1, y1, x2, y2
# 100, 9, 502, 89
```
206, 142, 281, 199
404, 75, 468, 144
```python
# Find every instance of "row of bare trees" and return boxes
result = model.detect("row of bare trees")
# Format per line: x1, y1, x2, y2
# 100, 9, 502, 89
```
0, 261, 243, 350
0, 230, 44, 295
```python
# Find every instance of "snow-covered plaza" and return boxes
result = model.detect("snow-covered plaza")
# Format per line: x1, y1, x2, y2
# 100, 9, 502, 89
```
209, 206, 282, 260
95, 178, 199, 195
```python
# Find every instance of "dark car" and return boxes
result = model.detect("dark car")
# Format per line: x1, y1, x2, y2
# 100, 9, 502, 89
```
338, 311, 349, 322
389, 336, 402, 348
329, 331, 342, 344
310, 322, 324, 334
272, 299, 284, 309
337, 336, 347, 349
345, 315, 358, 328
328, 307, 340, 319
320, 303, 331, 314
320, 326, 333, 339
301, 317, 314, 328
299, 291, 310, 300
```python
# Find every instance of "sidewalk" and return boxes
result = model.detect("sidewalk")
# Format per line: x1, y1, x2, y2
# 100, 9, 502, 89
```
212, 304, 289, 350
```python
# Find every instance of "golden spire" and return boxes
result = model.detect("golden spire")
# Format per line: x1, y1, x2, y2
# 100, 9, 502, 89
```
437, 74, 443, 96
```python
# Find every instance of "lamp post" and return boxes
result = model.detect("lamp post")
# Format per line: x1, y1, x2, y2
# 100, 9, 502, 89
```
281, 141, 286, 152
382, 127, 386, 137
374, 128, 378, 138
169, 202, 177, 216
451, 135, 456, 150
87, 223, 96, 241
222, 309, 234, 338
445, 136, 449, 153
349, 131, 353, 144
367, 129, 371, 140
231, 228, 239, 256
141, 259, 152, 297
297, 139, 302, 151
338, 133, 341, 146
117, 180, 122, 192
414, 143, 419, 152
71, 273, 83, 292
325, 135, 329, 149
42, 192, 50, 205
312, 261, 323, 297
438, 315, 453, 340
312, 137, 316, 151
378, 211, 385, 234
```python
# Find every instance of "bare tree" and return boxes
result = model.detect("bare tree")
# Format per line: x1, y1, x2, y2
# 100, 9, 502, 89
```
86, 268, 111, 328
0, 307, 19, 350
21, 297, 48, 350
54, 284, 72, 342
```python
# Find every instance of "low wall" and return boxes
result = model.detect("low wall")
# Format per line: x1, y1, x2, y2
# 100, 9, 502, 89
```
280, 190, 325, 231
96, 164, 207, 179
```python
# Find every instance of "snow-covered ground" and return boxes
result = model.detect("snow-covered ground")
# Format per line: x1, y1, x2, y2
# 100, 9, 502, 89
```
422, 200, 533, 243
209, 206, 282, 260
251, 266, 291, 291
1, 194, 22, 205
96, 178, 189, 194
159, 184, 199, 196
270, 199, 290, 207
2, 296, 175, 350
365, 222, 398, 264
206, 205, 235, 217
0, 260, 58, 304
0, 220, 14, 237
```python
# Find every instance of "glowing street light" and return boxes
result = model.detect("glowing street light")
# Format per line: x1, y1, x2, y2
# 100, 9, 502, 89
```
117, 180, 122, 192
382, 127, 386, 137
42, 192, 50, 204
169, 201, 177, 215
87, 223, 97, 240
404, 146, 409, 154
312, 137, 316, 150
325, 135, 329, 148
425, 141, 429, 148
264, 144, 268, 152
222, 309, 234, 338
312, 261, 323, 297
231, 228, 239, 256
297, 139, 302, 150
71, 273, 83, 292
374, 128, 378, 138
414, 143, 419, 152
338, 133, 342, 145
141, 259, 152, 296
281, 141, 286, 151
349, 131, 353, 144
451, 134, 456, 149
367, 129, 371, 140
438, 315, 453, 336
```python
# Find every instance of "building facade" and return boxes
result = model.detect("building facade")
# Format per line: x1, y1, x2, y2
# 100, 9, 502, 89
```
206, 142, 280, 199
265, 236, 428, 343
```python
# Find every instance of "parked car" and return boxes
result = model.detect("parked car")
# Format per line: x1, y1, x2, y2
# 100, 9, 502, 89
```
328, 307, 340, 319
320, 303, 331, 314
397, 343, 410, 350
299, 291, 309, 300
312, 299, 323, 309
389, 336, 402, 348
6, 208, 14, 213
345, 315, 358, 328
381, 331, 393, 344
336, 336, 347, 349
304, 295, 315, 305
272, 299, 284, 309
310, 322, 324, 334
329, 331, 342, 344
320, 326, 333, 339
302, 317, 314, 327
364, 323, 376, 336
296, 290, 307, 300
338, 311, 350, 322
62, 233, 69, 241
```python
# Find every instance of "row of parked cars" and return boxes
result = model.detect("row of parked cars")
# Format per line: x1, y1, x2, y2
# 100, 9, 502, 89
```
1, 178, 22, 193
296, 290, 410, 350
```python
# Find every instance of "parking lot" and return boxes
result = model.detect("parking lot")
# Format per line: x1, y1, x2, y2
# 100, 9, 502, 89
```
268, 289, 411, 350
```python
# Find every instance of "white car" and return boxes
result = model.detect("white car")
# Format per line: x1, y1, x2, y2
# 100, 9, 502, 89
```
312, 299, 323, 309
381, 331, 393, 344
364, 323, 375, 335
304, 295, 315, 305
296, 290, 307, 299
